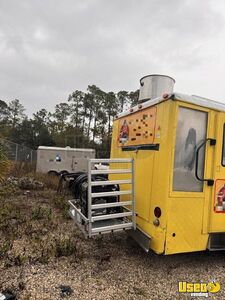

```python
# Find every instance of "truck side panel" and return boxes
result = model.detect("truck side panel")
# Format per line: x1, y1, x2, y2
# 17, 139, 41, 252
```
111, 100, 174, 254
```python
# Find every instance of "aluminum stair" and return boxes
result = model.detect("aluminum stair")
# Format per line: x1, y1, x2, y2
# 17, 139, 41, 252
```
69, 158, 136, 237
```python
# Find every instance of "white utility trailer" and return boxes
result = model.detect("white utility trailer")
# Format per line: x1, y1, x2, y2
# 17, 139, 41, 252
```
36, 146, 95, 175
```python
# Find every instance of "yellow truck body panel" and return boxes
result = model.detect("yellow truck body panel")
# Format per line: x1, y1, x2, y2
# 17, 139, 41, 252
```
110, 95, 225, 254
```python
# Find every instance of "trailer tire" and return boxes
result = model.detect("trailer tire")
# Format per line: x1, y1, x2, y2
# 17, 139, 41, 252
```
47, 170, 59, 176
60, 170, 69, 175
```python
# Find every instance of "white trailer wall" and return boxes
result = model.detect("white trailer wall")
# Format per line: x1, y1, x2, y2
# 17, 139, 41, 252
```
36, 146, 95, 174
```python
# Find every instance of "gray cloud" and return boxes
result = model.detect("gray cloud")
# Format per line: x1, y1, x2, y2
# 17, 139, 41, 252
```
0, 0, 225, 115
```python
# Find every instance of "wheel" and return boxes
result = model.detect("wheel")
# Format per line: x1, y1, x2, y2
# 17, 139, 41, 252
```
47, 170, 59, 176
60, 170, 69, 175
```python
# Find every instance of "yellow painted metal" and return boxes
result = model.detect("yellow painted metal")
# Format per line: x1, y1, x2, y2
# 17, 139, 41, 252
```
208, 112, 225, 232
111, 100, 172, 254
166, 101, 214, 254
110, 96, 225, 254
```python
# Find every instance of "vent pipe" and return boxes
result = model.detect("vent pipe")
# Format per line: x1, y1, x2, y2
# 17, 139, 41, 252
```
138, 74, 175, 103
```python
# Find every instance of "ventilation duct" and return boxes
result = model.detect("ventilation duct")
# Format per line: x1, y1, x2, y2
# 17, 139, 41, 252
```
138, 74, 175, 103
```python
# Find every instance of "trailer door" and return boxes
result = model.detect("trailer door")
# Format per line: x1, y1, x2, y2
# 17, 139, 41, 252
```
209, 112, 225, 232
168, 105, 214, 253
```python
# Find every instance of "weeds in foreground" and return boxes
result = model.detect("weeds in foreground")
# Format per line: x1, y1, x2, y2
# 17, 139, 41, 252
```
0, 202, 25, 231
0, 242, 11, 258
33, 173, 59, 190
52, 195, 70, 220
0, 170, 77, 268
0, 143, 10, 183
54, 235, 77, 257
31, 206, 52, 221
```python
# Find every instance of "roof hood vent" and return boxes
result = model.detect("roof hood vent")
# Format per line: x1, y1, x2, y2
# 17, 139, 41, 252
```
138, 74, 175, 103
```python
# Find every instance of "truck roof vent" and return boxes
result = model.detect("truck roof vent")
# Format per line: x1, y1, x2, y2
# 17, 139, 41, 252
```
138, 74, 175, 103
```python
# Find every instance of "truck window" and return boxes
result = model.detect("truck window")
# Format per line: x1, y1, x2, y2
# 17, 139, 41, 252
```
173, 107, 208, 192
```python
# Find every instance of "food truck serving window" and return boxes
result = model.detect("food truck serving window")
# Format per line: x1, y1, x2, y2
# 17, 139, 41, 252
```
173, 107, 208, 192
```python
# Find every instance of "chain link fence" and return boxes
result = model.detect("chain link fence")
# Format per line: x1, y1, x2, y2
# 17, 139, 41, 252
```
0, 138, 109, 162
0, 138, 37, 163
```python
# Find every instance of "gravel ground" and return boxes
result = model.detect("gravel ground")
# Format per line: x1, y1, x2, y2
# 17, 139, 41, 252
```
0, 189, 225, 300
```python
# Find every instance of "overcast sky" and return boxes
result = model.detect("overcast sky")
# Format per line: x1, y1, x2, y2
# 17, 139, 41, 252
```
1, 0, 225, 115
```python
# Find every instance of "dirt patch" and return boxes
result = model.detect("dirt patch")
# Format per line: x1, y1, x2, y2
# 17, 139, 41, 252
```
0, 189, 225, 299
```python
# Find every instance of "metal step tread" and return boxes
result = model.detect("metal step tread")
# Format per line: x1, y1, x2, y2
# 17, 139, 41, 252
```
91, 219, 133, 233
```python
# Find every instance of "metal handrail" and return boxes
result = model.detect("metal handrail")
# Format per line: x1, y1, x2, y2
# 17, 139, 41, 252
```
195, 138, 216, 186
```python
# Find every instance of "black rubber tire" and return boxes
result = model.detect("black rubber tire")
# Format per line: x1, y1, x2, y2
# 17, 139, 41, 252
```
47, 170, 59, 176
60, 170, 69, 175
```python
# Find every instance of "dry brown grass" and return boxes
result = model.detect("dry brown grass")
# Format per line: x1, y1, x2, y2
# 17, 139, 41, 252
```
1, 189, 225, 300
0, 190, 76, 266
33, 172, 59, 190
5, 162, 60, 191
0, 145, 10, 182
7, 161, 36, 178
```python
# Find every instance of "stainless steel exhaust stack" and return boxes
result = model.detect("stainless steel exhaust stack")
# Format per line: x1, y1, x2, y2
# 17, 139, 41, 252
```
138, 74, 175, 103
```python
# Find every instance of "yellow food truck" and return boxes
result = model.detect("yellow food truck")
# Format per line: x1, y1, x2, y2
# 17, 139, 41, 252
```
69, 74, 225, 255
